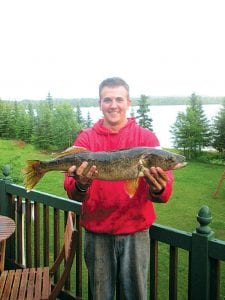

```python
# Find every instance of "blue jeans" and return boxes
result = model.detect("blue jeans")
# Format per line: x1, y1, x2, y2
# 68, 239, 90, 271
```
84, 229, 150, 300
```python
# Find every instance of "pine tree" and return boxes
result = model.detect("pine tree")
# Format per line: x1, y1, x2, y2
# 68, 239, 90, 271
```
51, 103, 81, 149
188, 93, 211, 152
14, 102, 30, 141
46, 92, 53, 110
212, 98, 225, 153
136, 95, 153, 130
75, 104, 85, 126
170, 93, 211, 158
32, 101, 55, 149
85, 111, 93, 128
26, 102, 35, 143
0, 101, 10, 138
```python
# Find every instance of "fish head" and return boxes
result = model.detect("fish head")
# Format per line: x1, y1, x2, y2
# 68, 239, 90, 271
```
142, 149, 187, 171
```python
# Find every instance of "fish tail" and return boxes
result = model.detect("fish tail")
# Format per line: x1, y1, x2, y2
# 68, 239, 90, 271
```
22, 160, 47, 192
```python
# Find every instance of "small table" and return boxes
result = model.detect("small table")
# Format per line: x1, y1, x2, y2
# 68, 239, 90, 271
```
0, 215, 16, 273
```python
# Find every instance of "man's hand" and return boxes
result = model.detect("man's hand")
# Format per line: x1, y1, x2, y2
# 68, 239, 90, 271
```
68, 162, 98, 190
143, 166, 168, 195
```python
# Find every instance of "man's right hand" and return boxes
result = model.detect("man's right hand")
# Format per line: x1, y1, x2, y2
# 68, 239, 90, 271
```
67, 162, 98, 189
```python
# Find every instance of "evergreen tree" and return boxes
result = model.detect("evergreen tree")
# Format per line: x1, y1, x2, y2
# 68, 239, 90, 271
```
188, 93, 211, 151
32, 101, 55, 149
170, 93, 211, 158
25, 102, 35, 143
46, 92, 53, 110
85, 111, 93, 128
51, 103, 81, 149
0, 100, 9, 138
75, 104, 85, 126
212, 98, 225, 153
0, 100, 34, 142
9, 101, 19, 138
136, 95, 153, 130
13, 102, 29, 141
0, 102, 18, 139
170, 111, 187, 151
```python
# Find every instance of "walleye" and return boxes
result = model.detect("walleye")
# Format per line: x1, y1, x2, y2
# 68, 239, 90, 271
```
23, 146, 187, 195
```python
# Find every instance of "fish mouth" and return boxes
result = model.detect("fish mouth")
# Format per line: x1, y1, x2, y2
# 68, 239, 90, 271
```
173, 162, 187, 169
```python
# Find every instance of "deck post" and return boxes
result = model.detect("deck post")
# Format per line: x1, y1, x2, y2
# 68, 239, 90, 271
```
189, 205, 214, 300
0, 165, 12, 216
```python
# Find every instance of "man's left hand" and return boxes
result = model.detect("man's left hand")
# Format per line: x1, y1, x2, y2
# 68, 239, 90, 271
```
143, 166, 168, 195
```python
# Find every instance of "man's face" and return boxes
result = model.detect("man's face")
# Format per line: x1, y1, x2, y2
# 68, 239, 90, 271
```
99, 86, 131, 128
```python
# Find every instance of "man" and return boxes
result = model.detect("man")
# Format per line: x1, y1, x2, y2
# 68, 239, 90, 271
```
64, 77, 173, 300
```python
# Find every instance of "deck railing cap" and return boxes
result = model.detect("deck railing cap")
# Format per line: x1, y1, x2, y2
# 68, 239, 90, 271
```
196, 205, 212, 235
1, 164, 12, 183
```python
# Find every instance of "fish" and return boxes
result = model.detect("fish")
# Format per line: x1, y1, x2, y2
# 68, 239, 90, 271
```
22, 146, 187, 196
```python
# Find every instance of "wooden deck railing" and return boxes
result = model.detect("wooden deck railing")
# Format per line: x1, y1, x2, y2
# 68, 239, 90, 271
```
149, 209, 225, 300
0, 179, 84, 300
1, 175, 225, 299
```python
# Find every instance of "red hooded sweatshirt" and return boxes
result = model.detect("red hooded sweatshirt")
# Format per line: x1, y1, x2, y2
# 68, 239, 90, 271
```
64, 118, 173, 234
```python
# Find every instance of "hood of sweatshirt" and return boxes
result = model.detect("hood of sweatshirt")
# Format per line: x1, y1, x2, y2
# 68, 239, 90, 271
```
92, 117, 137, 135
90, 117, 139, 150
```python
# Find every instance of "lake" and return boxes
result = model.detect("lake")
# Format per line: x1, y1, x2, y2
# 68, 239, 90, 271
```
81, 104, 222, 148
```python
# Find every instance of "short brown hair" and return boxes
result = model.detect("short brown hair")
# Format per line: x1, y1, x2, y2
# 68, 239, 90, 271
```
99, 77, 130, 98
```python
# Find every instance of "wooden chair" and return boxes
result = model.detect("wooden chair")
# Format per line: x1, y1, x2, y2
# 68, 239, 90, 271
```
0, 211, 78, 300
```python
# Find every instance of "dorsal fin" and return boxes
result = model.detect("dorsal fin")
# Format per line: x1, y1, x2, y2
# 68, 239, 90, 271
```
57, 146, 88, 158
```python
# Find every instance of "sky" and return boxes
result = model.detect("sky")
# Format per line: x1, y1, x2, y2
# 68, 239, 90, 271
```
1, 0, 225, 100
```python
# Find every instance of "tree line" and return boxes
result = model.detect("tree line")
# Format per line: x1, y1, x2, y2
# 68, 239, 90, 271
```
0, 93, 225, 159
18, 95, 225, 107
0, 93, 90, 151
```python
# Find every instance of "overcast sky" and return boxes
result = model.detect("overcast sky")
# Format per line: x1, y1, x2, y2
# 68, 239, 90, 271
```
1, 0, 225, 100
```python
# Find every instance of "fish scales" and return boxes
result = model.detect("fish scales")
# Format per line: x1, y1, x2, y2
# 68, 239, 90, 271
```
40, 149, 141, 180
23, 146, 187, 191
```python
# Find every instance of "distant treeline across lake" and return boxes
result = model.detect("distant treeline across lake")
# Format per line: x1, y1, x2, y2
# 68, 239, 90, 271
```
20, 95, 225, 107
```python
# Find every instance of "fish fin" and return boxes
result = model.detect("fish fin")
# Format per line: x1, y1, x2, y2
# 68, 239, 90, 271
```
22, 160, 46, 192
57, 146, 88, 158
125, 178, 140, 198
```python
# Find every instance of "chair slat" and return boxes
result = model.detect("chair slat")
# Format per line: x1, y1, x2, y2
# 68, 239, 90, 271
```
10, 269, 22, 299
0, 271, 7, 297
2, 270, 15, 299
26, 268, 36, 299
42, 267, 50, 299
34, 267, 42, 299
18, 269, 29, 299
